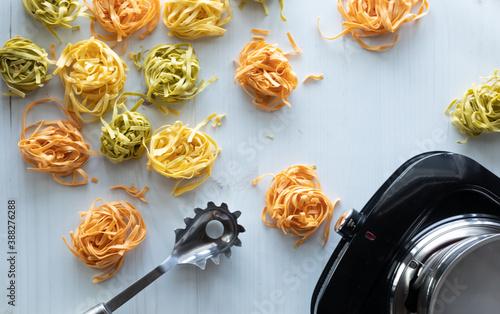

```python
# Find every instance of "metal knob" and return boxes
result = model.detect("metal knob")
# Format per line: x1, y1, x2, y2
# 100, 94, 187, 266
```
334, 209, 361, 239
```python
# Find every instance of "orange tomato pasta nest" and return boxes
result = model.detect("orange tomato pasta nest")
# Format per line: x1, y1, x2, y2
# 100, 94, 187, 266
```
54, 37, 128, 122
253, 164, 339, 247
146, 113, 220, 196
85, 0, 161, 55
18, 98, 99, 186
235, 32, 300, 111
163, 0, 231, 39
319, 0, 429, 51
63, 199, 147, 283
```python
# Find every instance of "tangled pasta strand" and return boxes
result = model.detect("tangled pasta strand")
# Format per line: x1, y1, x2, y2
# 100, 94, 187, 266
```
63, 199, 147, 283
319, 0, 429, 51
446, 70, 500, 143
235, 34, 299, 111
54, 37, 128, 122
111, 184, 149, 203
100, 96, 152, 163
18, 98, 99, 186
146, 113, 220, 196
253, 165, 339, 247
22, 0, 88, 42
139, 43, 217, 110
0, 36, 53, 97
163, 0, 231, 39
85, 0, 161, 55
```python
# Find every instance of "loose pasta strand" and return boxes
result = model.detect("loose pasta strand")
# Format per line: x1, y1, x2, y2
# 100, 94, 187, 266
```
54, 37, 128, 123
18, 98, 99, 186
111, 184, 150, 203
303, 74, 324, 83
22, 0, 89, 42
318, 0, 429, 51
63, 199, 147, 283
163, 0, 232, 39
253, 164, 339, 247
85, 0, 161, 55
0, 36, 54, 97
235, 33, 299, 111
146, 113, 221, 196
446, 70, 500, 143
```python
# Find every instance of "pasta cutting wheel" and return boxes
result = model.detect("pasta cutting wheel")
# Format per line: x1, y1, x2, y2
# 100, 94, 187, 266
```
82, 202, 245, 314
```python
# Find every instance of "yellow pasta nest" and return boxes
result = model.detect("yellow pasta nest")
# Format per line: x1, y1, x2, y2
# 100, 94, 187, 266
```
253, 164, 339, 247
0, 36, 53, 97
146, 114, 220, 196
163, 0, 231, 39
54, 37, 128, 122
63, 199, 147, 283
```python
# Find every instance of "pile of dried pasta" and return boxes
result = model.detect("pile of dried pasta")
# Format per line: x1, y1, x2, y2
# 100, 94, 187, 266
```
146, 114, 220, 196
239, 0, 286, 21
139, 43, 216, 109
0, 36, 53, 97
63, 199, 147, 283
163, 0, 231, 39
446, 70, 500, 143
235, 33, 299, 111
54, 37, 128, 122
253, 164, 339, 247
100, 96, 152, 163
22, 0, 87, 41
18, 98, 99, 186
319, 0, 429, 50
85, 0, 161, 55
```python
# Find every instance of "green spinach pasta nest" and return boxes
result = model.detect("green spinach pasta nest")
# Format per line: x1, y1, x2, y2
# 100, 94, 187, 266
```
142, 43, 217, 106
22, 0, 86, 41
0, 36, 52, 97
100, 98, 152, 163
446, 70, 500, 143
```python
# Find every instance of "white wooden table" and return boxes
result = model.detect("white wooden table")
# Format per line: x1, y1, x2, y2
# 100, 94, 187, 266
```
2, 0, 500, 313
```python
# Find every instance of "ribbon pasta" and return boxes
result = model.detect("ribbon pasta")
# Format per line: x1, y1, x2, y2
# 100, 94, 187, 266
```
0, 36, 53, 97
84, 0, 161, 55
22, 0, 87, 42
146, 113, 220, 196
54, 37, 128, 122
63, 199, 147, 283
163, 0, 231, 39
235, 33, 299, 111
100, 96, 152, 163
253, 164, 339, 247
18, 98, 99, 186
318, 0, 429, 50
446, 70, 500, 143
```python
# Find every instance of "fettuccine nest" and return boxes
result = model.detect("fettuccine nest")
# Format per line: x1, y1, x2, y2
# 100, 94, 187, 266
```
0, 36, 53, 97
163, 0, 231, 39
54, 37, 128, 122
63, 199, 147, 282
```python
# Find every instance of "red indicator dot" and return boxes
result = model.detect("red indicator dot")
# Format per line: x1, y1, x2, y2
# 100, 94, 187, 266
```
365, 231, 376, 240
